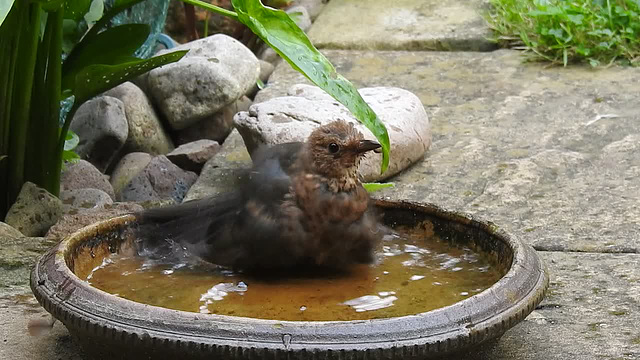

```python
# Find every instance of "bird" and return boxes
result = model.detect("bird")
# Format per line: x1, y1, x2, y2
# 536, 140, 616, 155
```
134, 120, 384, 272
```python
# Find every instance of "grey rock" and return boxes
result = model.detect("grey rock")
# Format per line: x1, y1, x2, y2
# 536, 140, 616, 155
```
234, 84, 431, 182
308, 0, 495, 51
247, 60, 276, 97
109, 152, 153, 198
148, 34, 260, 130
286, 5, 312, 32
104, 82, 174, 155
167, 139, 221, 173
61, 160, 116, 200
294, 0, 327, 20
0, 222, 23, 238
4, 182, 63, 237
46, 202, 143, 241
70, 96, 128, 172
184, 129, 251, 202
174, 96, 252, 145
60, 188, 114, 215
0, 236, 58, 295
257, 45, 280, 65
118, 156, 197, 203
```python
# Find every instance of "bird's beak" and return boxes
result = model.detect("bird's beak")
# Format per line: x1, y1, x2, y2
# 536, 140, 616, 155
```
356, 139, 382, 153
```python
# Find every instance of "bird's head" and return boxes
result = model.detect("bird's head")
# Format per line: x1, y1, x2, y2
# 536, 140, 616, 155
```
305, 120, 381, 183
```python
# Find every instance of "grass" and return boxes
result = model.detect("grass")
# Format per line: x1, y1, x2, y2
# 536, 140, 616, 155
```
486, 0, 640, 66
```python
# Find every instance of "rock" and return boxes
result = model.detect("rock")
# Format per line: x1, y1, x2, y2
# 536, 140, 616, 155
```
45, 202, 143, 241
286, 5, 312, 32
167, 139, 221, 173
4, 182, 63, 237
70, 96, 129, 172
174, 96, 252, 145
109, 152, 153, 198
234, 84, 431, 182
184, 129, 252, 202
294, 0, 327, 20
0, 222, 23, 238
60, 188, 114, 215
258, 45, 280, 64
118, 156, 198, 203
0, 236, 58, 293
247, 60, 276, 97
148, 34, 260, 130
307, 0, 496, 51
61, 160, 116, 200
104, 82, 174, 155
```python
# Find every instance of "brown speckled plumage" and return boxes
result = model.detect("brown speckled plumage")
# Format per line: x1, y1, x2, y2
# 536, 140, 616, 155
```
135, 120, 384, 271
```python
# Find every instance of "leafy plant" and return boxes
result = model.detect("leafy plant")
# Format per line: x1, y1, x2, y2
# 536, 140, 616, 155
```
486, 0, 640, 66
0, 0, 187, 217
0, 0, 390, 218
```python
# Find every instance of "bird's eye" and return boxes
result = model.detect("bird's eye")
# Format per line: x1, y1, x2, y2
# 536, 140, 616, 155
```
328, 143, 340, 154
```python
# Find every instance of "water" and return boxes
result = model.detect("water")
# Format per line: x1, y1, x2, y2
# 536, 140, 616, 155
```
86, 229, 503, 321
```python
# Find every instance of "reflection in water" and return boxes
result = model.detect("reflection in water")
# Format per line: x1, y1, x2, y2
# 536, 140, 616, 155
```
86, 228, 502, 321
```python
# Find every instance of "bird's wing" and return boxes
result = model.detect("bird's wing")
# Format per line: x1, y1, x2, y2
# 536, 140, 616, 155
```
242, 142, 304, 206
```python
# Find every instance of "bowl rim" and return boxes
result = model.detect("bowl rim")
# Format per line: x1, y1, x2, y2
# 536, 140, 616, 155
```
31, 199, 548, 355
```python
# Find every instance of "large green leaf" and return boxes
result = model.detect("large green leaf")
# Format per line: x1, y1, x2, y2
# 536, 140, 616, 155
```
63, 0, 92, 20
0, 0, 16, 27
231, 0, 390, 173
62, 23, 150, 93
73, 50, 187, 104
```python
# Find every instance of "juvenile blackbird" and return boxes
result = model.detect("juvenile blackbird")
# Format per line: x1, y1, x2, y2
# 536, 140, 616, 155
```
135, 120, 384, 271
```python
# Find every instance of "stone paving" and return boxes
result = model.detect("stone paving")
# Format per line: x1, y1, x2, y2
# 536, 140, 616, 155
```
1, 0, 639, 359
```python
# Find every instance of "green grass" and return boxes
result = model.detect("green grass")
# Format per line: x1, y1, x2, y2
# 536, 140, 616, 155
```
486, 0, 640, 66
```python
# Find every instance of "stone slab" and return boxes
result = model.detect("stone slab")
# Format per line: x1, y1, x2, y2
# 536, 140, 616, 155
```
469, 252, 640, 360
256, 49, 640, 253
308, 0, 496, 51
1, 251, 637, 359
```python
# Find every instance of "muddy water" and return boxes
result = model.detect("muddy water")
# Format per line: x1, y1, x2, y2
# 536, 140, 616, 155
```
86, 228, 503, 321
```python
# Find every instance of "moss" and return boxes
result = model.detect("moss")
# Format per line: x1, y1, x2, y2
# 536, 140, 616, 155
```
631, 335, 640, 345
524, 227, 536, 232
587, 322, 600, 331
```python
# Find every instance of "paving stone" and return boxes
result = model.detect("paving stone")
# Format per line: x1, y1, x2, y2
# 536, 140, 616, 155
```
257, 49, 640, 253
468, 252, 640, 360
0, 295, 85, 360
308, 0, 496, 51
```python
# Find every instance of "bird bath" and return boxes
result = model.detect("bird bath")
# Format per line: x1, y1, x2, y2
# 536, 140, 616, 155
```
31, 200, 548, 359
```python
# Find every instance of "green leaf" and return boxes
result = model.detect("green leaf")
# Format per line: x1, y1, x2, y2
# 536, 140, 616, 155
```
62, 24, 150, 93
0, 0, 16, 27
567, 14, 584, 24
363, 182, 395, 193
62, 149, 80, 163
0, 155, 7, 162
84, 0, 103, 25
73, 50, 187, 104
64, 0, 92, 21
63, 130, 79, 151
231, 0, 390, 173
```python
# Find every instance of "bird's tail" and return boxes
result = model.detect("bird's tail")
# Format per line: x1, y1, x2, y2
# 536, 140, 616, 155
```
132, 193, 240, 260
